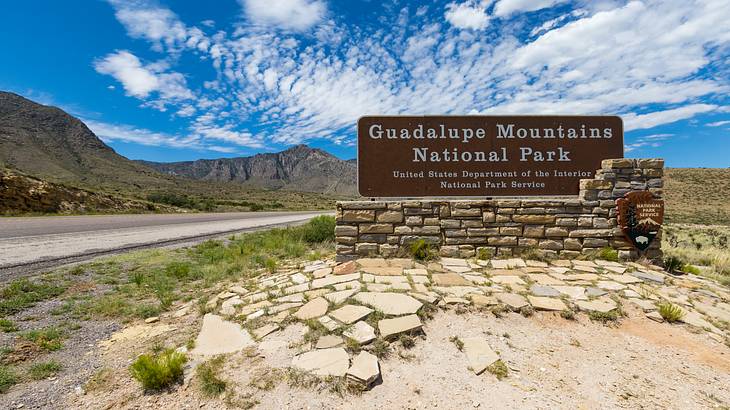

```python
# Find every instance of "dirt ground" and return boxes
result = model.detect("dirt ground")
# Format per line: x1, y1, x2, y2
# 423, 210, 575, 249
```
61, 304, 730, 410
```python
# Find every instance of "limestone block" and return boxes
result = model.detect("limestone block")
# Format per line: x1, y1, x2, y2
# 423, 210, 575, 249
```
376, 210, 403, 223
341, 210, 375, 222
360, 223, 394, 234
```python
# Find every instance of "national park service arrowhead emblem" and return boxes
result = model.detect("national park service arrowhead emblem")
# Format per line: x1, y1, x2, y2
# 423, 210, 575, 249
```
617, 191, 664, 252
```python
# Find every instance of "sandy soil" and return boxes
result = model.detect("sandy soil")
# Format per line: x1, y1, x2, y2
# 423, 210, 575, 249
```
65, 305, 730, 410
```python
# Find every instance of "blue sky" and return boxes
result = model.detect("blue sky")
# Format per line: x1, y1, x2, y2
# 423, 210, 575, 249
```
1, 0, 729, 166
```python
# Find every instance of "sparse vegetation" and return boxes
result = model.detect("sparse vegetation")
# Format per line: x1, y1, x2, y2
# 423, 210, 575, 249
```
597, 247, 619, 262
588, 310, 620, 324
657, 302, 685, 323
519, 305, 534, 317
0, 279, 66, 316
18, 327, 64, 351
663, 224, 730, 280
560, 309, 576, 320
399, 334, 415, 349
197, 356, 227, 397
487, 360, 509, 380
0, 319, 18, 332
0, 365, 18, 393
409, 239, 437, 261
28, 360, 62, 380
84, 368, 114, 392
370, 339, 391, 359
449, 336, 464, 351
130, 349, 187, 391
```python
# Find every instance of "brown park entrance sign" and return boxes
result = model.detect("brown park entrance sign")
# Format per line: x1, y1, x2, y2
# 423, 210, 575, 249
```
617, 191, 664, 252
357, 116, 623, 197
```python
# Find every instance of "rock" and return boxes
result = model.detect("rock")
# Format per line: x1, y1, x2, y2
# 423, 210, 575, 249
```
441, 257, 469, 267
630, 298, 657, 312
405, 268, 429, 276
318, 315, 340, 331
347, 351, 380, 388
445, 266, 472, 273
409, 292, 439, 304
461, 337, 500, 375
311, 272, 360, 289
354, 292, 423, 315
529, 284, 560, 297
442, 296, 470, 305
173, 305, 191, 318
623, 289, 642, 298
528, 274, 564, 286
316, 335, 344, 349
292, 347, 350, 377
470, 294, 498, 306
463, 275, 488, 284
324, 289, 359, 305
432, 273, 471, 287
276, 293, 305, 303
229, 285, 249, 295
360, 267, 403, 276
253, 324, 279, 340
220, 296, 244, 316
217, 291, 237, 299
378, 314, 422, 339
356, 257, 388, 268
330, 305, 374, 324
496, 293, 529, 310
596, 281, 627, 291
680, 310, 721, 333
191, 314, 254, 356
490, 276, 527, 286
628, 270, 665, 284
294, 297, 329, 320
313, 267, 333, 278
527, 296, 567, 311
646, 311, 664, 322
576, 296, 617, 313
606, 274, 644, 284
344, 321, 377, 344
585, 287, 607, 298
144, 316, 159, 324
334, 261, 359, 275
553, 286, 587, 300
290, 273, 308, 284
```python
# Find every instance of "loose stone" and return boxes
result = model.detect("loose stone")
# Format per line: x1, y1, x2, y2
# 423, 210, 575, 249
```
378, 314, 422, 339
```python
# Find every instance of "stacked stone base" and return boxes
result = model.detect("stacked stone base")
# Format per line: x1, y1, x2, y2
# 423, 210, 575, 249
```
336, 158, 663, 262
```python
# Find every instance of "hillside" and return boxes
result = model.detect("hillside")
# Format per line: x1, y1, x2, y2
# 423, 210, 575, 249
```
139, 145, 357, 196
664, 168, 730, 225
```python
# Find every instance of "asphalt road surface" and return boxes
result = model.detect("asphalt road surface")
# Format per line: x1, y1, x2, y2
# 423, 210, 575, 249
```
0, 211, 329, 279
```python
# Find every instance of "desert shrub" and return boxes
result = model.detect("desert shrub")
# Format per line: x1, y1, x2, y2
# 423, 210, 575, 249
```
197, 356, 227, 397
29, 360, 62, 380
300, 215, 335, 243
682, 264, 701, 275
130, 349, 187, 391
164, 262, 192, 280
370, 339, 391, 359
449, 336, 464, 351
598, 247, 619, 262
0, 279, 65, 316
0, 319, 18, 332
19, 327, 64, 351
409, 239, 436, 261
560, 310, 576, 320
399, 334, 415, 349
588, 310, 619, 323
664, 256, 684, 273
657, 302, 684, 323
476, 247, 493, 260
0, 365, 18, 393
487, 360, 508, 380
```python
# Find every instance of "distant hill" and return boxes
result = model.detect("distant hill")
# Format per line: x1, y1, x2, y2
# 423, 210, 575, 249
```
139, 145, 357, 196
664, 168, 730, 225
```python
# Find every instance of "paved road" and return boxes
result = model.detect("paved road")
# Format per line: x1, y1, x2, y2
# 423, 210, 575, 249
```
0, 211, 329, 278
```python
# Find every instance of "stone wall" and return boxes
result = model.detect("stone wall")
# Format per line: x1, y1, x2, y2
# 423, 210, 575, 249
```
336, 158, 664, 261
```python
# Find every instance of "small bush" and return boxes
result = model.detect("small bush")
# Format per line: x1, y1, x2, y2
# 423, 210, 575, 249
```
560, 310, 576, 321
29, 360, 62, 380
682, 264, 701, 275
664, 256, 684, 273
588, 310, 619, 324
519, 305, 534, 317
449, 336, 464, 351
0, 319, 18, 333
197, 356, 227, 397
476, 247, 493, 260
399, 334, 415, 349
0, 279, 65, 316
487, 360, 509, 380
598, 247, 619, 262
19, 327, 64, 351
130, 349, 187, 391
370, 339, 391, 359
0, 365, 18, 393
300, 216, 335, 243
657, 302, 685, 323
409, 239, 436, 261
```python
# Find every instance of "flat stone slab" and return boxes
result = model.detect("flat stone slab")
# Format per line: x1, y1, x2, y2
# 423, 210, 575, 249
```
462, 337, 500, 375
529, 284, 560, 297
330, 305, 373, 324
354, 292, 423, 315
553, 286, 587, 300
490, 276, 526, 285
318, 315, 340, 331
313, 267, 332, 278
528, 274, 564, 286
432, 273, 471, 287
404, 268, 428, 276
316, 335, 344, 349
360, 267, 403, 276
606, 274, 644, 284
324, 289, 359, 305
463, 275, 489, 284
292, 347, 350, 377
334, 260, 358, 275
576, 296, 617, 313
441, 257, 469, 267
630, 298, 657, 312
585, 287, 607, 298
596, 281, 627, 291
343, 321, 376, 344
311, 272, 360, 289
528, 296, 567, 311
628, 270, 665, 284
356, 258, 388, 268
470, 294, 498, 306
294, 297, 329, 320
347, 351, 380, 388
445, 266, 472, 273
220, 296, 244, 316
496, 293, 529, 310
253, 324, 279, 340
378, 314, 422, 339
409, 292, 439, 304
191, 314, 254, 356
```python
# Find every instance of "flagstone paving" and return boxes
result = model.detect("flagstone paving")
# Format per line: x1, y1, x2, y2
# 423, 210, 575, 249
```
196, 255, 730, 392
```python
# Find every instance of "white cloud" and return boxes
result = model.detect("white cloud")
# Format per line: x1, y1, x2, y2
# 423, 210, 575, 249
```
241, 0, 326, 31
445, 2, 490, 30
94, 51, 193, 103
493, 0, 567, 17
623, 104, 718, 131
707, 120, 730, 127
624, 133, 673, 153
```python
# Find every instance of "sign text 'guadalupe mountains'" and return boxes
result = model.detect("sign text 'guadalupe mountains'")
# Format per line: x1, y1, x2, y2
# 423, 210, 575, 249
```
357, 116, 624, 197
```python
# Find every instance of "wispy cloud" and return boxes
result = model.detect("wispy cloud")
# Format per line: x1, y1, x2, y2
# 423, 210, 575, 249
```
96, 0, 730, 152
707, 120, 730, 127
625, 133, 674, 153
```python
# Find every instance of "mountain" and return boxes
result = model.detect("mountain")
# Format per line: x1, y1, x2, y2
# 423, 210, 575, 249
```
139, 145, 357, 195
0, 91, 180, 193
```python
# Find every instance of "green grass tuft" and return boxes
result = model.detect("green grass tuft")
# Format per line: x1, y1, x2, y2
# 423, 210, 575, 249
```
0, 279, 65, 316
657, 302, 685, 323
409, 239, 437, 261
487, 360, 509, 380
29, 360, 63, 380
130, 349, 187, 391
0, 319, 18, 333
0, 365, 18, 393
196, 356, 227, 397
18, 327, 65, 351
